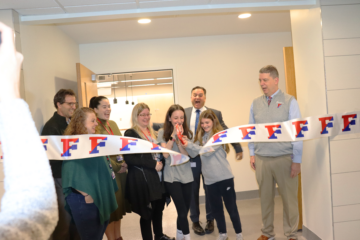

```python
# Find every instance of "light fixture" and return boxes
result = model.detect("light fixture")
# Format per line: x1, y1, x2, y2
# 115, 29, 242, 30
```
128, 84, 155, 87
124, 75, 129, 105
97, 82, 112, 88
138, 19, 151, 24
112, 74, 117, 104
238, 13, 251, 19
120, 78, 154, 82
157, 83, 173, 85
130, 75, 134, 105
156, 77, 173, 80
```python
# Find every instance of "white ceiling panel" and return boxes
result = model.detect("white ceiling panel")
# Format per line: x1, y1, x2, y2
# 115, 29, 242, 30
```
139, 0, 210, 8
0, 0, 59, 9
58, 0, 136, 7
16, 7, 65, 16
65, 3, 138, 13
56, 11, 290, 44
210, 0, 274, 4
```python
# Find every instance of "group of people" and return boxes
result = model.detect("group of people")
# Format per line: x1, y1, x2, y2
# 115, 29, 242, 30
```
0, 22, 302, 240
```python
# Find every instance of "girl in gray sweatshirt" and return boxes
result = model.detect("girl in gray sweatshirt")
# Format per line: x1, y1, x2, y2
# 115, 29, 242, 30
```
181, 109, 244, 240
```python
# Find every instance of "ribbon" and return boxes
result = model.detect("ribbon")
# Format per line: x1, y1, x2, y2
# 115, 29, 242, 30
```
200, 111, 359, 153
0, 135, 189, 166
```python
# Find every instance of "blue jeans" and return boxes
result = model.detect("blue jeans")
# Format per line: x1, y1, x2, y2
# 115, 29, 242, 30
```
66, 192, 109, 240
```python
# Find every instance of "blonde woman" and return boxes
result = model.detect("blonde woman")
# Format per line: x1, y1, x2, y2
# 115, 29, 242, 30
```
123, 103, 174, 240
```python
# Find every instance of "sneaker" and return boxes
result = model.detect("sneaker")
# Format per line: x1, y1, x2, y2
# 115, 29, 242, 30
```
236, 233, 244, 240
217, 233, 228, 240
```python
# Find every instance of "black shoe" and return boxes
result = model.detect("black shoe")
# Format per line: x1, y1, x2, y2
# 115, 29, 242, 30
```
192, 222, 205, 235
155, 234, 175, 240
205, 220, 214, 234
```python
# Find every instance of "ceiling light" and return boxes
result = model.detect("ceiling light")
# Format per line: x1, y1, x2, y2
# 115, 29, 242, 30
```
156, 77, 173, 80
128, 84, 155, 87
238, 13, 251, 19
157, 83, 173, 85
121, 78, 155, 82
138, 19, 151, 24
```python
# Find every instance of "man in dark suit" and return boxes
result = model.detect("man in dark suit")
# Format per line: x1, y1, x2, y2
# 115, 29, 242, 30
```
186, 86, 243, 236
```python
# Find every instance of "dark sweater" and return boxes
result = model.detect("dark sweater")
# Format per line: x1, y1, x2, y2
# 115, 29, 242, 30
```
41, 112, 68, 178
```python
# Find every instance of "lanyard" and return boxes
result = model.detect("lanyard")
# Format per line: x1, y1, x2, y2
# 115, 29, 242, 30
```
141, 128, 152, 142
97, 118, 114, 135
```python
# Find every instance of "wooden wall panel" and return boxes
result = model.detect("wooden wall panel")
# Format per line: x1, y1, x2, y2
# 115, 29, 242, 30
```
283, 46, 302, 230
76, 63, 97, 107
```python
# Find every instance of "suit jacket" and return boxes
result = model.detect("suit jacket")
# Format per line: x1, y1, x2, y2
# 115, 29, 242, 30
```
184, 107, 242, 153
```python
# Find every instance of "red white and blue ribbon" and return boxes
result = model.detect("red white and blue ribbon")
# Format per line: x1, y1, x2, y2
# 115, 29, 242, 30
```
199, 111, 359, 154
0, 135, 189, 166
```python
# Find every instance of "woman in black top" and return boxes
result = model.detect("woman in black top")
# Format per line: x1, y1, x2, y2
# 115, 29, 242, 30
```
124, 103, 174, 240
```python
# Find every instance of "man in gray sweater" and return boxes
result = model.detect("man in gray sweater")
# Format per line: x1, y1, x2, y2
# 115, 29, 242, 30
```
248, 65, 302, 240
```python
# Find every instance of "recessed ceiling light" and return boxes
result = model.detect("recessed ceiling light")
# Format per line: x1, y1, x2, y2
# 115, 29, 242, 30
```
238, 13, 251, 19
138, 19, 151, 24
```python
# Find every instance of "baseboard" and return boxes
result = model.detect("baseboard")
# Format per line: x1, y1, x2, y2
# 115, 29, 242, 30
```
303, 225, 322, 240
199, 189, 280, 204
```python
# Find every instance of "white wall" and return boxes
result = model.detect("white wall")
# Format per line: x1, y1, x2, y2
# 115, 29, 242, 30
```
291, 8, 333, 240
320, 1, 360, 239
21, 24, 80, 132
79, 32, 293, 193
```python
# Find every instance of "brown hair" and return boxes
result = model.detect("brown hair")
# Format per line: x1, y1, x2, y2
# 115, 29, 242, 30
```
191, 86, 206, 96
194, 109, 229, 153
130, 103, 156, 140
259, 65, 279, 79
64, 107, 99, 135
163, 104, 192, 142
54, 89, 76, 109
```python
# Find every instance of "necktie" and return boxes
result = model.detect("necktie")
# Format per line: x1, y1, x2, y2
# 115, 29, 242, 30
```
195, 109, 201, 134
268, 96, 272, 106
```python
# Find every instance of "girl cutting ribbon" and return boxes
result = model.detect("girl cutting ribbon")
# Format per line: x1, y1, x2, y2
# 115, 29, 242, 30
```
89, 96, 131, 240
180, 109, 244, 240
158, 104, 194, 240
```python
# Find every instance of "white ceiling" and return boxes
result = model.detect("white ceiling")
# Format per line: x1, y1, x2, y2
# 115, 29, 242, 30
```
0, 0, 316, 44
56, 11, 292, 44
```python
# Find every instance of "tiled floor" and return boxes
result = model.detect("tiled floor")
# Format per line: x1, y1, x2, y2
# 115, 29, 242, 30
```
103, 196, 305, 240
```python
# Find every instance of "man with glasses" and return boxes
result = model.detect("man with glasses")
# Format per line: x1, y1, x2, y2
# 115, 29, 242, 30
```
41, 89, 80, 240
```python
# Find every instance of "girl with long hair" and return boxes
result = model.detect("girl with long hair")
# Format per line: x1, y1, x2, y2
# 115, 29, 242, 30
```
123, 103, 174, 240
181, 109, 243, 240
157, 104, 194, 240
62, 107, 118, 240
89, 96, 131, 240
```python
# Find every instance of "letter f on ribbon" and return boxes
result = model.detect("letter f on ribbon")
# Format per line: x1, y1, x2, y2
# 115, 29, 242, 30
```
342, 114, 357, 132
61, 138, 79, 157
292, 121, 308, 138
89, 137, 107, 154
239, 126, 256, 140
120, 138, 138, 151
264, 124, 281, 139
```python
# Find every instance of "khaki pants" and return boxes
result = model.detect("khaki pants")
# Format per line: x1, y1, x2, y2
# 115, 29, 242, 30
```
255, 155, 299, 239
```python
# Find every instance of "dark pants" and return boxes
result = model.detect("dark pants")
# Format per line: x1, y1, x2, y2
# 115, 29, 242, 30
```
189, 156, 214, 222
140, 197, 166, 240
51, 178, 80, 240
66, 192, 109, 240
206, 178, 242, 234
165, 182, 192, 235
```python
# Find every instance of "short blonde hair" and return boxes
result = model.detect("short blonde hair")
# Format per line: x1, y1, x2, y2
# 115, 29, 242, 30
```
130, 103, 156, 140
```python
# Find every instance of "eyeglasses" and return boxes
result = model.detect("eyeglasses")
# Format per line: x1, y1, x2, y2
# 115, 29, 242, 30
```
139, 113, 152, 117
63, 102, 78, 107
